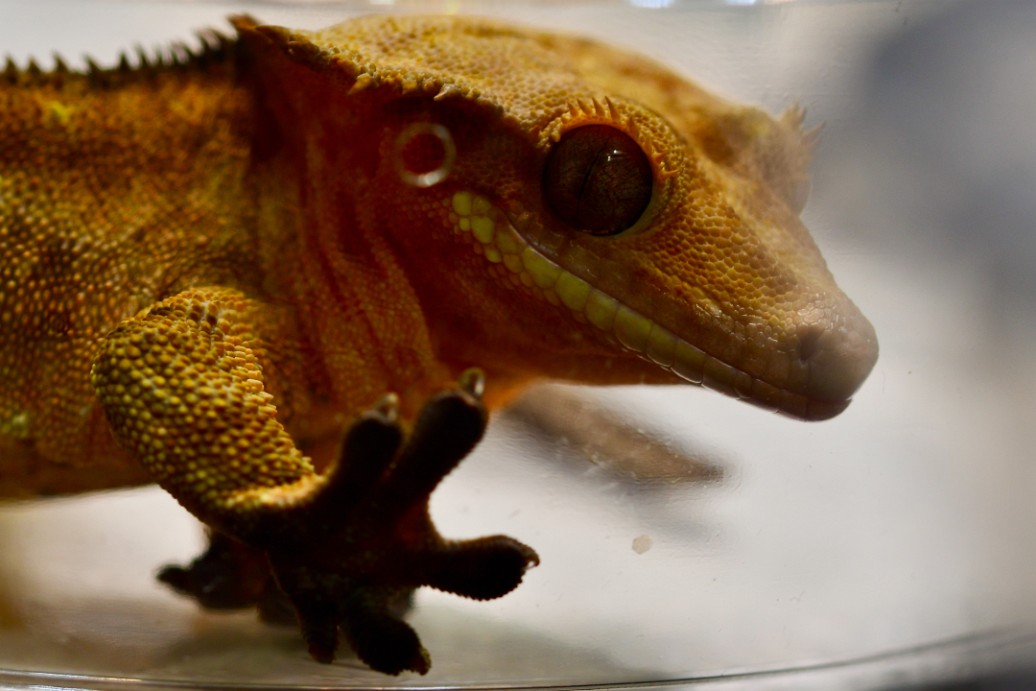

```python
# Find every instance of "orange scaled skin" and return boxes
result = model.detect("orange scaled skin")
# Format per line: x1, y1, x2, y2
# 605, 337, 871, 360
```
0, 15, 878, 674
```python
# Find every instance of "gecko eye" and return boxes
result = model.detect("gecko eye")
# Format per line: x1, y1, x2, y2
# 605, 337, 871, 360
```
543, 125, 653, 236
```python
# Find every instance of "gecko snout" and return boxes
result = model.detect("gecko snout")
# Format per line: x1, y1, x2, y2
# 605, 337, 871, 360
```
792, 305, 879, 412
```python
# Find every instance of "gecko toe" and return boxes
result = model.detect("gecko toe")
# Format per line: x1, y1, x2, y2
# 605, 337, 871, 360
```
342, 601, 430, 675
426, 535, 540, 600
378, 386, 487, 513
297, 605, 340, 664
314, 407, 403, 515
157, 531, 269, 610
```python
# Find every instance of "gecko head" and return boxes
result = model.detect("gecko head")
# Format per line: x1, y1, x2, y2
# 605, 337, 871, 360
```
238, 15, 878, 421
517, 96, 881, 421
520, 86, 879, 422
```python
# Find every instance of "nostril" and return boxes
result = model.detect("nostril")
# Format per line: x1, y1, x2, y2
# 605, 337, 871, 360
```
789, 309, 879, 407
796, 325, 824, 363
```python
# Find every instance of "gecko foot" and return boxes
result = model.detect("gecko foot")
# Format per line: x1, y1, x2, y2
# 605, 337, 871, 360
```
159, 528, 303, 625
157, 530, 271, 610
261, 370, 539, 674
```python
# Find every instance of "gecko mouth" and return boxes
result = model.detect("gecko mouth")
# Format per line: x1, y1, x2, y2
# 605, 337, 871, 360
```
448, 191, 852, 421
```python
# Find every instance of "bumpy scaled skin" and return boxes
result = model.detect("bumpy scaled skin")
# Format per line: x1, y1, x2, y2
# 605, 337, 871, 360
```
0, 15, 878, 674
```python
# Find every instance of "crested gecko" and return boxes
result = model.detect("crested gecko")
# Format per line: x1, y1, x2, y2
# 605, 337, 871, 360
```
0, 15, 879, 675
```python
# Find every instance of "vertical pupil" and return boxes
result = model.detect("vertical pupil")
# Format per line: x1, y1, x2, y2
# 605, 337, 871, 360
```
544, 126, 652, 236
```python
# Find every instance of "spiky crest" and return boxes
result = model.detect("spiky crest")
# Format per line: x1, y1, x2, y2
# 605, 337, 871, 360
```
1, 25, 236, 89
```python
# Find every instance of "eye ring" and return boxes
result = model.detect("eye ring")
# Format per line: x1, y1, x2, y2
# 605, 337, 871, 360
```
392, 122, 457, 188
542, 125, 653, 236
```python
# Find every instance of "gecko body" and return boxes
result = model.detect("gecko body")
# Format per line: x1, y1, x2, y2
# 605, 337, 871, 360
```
0, 15, 878, 674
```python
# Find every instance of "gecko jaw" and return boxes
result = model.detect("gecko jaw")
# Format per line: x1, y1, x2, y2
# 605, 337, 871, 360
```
447, 191, 847, 421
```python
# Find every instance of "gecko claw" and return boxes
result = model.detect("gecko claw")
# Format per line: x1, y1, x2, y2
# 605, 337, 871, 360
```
458, 366, 485, 398
372, 392, 400, 420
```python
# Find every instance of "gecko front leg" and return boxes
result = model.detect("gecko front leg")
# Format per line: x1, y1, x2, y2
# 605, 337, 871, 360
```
90, 286, 538, 675
269, 375, 539, 672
